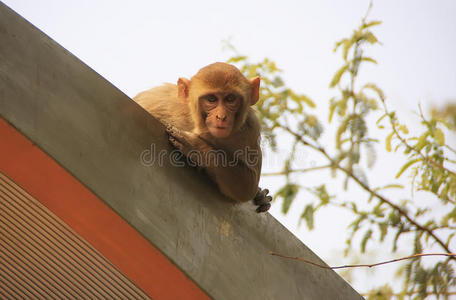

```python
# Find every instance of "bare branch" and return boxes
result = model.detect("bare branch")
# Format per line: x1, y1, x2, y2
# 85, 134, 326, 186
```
270, 252, 456, 270
262, 165, 331, 176
360, 291, 456, 297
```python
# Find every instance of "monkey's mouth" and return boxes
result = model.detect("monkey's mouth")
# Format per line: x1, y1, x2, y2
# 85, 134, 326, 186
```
210, 126, 231, 138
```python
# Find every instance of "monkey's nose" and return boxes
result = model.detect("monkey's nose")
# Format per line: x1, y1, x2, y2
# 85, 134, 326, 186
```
216, 115, 227, 121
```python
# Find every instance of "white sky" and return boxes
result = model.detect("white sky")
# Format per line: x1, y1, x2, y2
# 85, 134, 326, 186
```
3, 0, 455, 294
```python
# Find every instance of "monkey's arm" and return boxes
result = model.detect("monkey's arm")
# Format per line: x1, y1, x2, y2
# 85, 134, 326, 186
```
210, 157, 260, 202
167, 125, 261, 202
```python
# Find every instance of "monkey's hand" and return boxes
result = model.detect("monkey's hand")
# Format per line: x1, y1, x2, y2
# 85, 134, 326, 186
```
166, 125, 212, 166
253, 187, 272, 213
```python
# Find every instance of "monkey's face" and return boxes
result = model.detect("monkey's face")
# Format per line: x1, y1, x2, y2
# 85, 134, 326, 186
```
200, 92, 242, 138
178, 63, 260, 138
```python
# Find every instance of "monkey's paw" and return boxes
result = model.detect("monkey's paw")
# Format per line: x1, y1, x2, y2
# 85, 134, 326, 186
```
166, 124, 184, 140
253, 187, 272, 213
166, 125, 204, 165
166, 125, 187, 151
168, 136, 184, 152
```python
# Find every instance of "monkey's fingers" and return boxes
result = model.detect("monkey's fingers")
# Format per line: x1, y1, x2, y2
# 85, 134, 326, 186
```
254, 195, 272, 206
260, 188, 270, 197
165, 124, 185, 140
256, 203, 271, 213
253, 187, 272, 213
253, 187, 267, 198
253, 194, 262, 205
169, 136, 184, 151
253, 188, 271, 205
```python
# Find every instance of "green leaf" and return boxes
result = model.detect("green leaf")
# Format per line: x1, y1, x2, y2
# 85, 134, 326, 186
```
388, 211, 401, 227
395, 158, 421, 178
361, 229, 373, 253
385, 131, 394, 152
399, 124, 409, 134
447, 232, 456, 247
342, 38, 355, 61
364, 31, 378, 44
336, 116, 352, 149
373, 203, 385, 217
330, 63, 349, 88
434, 128, 445, 145
314, 185, 331, 205
379, 223, 388, 242
392, 225, 404, 252
271, 76, 284, 88
413, 234, 423, 254
378, 184, 404, 190
301, 95, 316, 108
376, 113, 388, 125
300, 204, 314, 230
275, 184, 300, 214
363, 83, 385, 101
442, 207, 456, 226
227, 55, 248, 63
360, 57, 377, 64
363, 20, 382, 28
334, 38, 348, 52
415, 132, 429, 151
349, 215, 365, 231
329, 97, 337, 123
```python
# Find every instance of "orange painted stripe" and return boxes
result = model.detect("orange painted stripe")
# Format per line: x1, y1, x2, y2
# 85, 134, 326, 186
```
0, 117, 210, 300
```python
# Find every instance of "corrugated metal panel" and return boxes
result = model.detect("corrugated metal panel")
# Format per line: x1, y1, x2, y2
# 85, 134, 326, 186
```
0, 171, 151, 299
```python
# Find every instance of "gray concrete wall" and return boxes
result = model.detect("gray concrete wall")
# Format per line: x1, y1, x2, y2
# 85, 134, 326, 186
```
0, 3, 363, 299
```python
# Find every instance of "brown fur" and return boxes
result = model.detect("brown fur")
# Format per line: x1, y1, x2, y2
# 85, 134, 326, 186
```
134, 84, 194, 131
134, 63, 269, 207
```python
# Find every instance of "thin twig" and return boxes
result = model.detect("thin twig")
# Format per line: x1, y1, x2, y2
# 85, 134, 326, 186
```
361, 0, 374, 24
360, 291, 456, 297
270, 252, 456, 270
262, 165, 331, 176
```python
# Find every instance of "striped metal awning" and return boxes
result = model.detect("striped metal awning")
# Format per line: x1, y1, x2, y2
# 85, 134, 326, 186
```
0, 172, 150, 299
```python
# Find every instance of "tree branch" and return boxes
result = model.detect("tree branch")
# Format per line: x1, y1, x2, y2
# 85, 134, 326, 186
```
280, 124, 454, 255
270, 251, 456, 270
262, 165, 331, 176
360, 291, 456, 297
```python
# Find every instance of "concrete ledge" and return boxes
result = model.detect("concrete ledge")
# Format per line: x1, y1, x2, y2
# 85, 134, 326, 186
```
0, 3, 362, 299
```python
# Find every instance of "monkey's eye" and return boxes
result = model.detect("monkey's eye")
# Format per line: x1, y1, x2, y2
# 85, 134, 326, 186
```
225, 94, 237, 103
206, 94, 217, 103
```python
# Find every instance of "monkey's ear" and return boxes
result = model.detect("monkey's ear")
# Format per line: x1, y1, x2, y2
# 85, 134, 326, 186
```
177, 78, 190, 103
249, 76, 260, 105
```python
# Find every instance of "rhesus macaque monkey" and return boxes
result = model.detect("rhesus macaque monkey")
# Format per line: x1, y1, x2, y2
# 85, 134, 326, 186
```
134, 62, 272, 212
